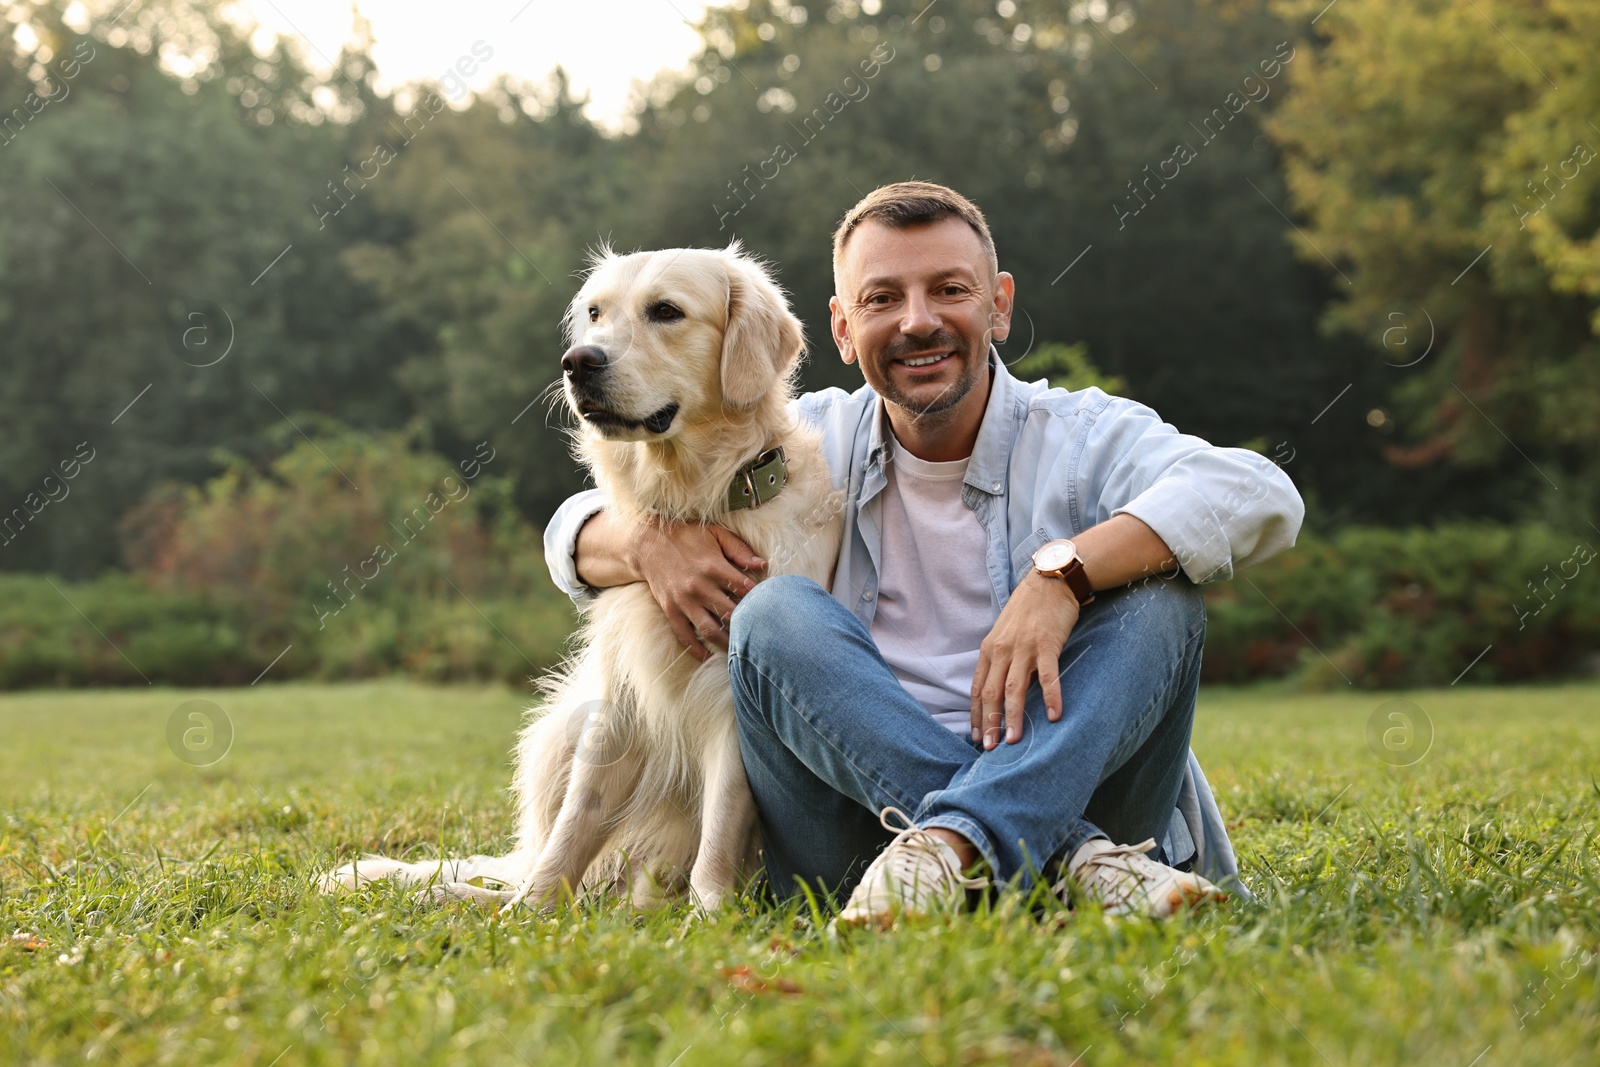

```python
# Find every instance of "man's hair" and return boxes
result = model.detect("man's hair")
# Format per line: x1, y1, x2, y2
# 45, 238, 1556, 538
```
831, 180, 999, 284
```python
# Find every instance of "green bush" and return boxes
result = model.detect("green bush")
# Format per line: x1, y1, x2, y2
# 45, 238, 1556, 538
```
0, 571, 576, 690
0, 573, 246, 688
0, 425, 581, 690
1202, 523, 1600, 688
3, 419, 1593, 695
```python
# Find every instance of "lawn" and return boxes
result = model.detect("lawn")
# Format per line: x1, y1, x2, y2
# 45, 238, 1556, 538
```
2, 680, 1597, 1065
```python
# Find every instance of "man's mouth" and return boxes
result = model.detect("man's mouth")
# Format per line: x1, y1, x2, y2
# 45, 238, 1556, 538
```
895, 352, 954, 370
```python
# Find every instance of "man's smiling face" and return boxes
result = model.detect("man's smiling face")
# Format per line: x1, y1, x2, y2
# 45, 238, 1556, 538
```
830, 217, 1013, 428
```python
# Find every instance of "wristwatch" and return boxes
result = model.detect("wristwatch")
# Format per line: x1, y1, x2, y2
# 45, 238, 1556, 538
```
1032, 538, 1095, 607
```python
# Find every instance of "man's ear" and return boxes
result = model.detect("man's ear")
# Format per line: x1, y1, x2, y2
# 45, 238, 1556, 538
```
722, 258, 805, 408
829, 295, 857, 365
988, 271, 1016, 345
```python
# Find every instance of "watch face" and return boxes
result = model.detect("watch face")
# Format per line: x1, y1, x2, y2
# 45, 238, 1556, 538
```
1034, 540, 1078, 571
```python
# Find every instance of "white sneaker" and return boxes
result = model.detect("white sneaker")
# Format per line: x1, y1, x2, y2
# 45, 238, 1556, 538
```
833, 807, 988, 930
1058, 837, 1227, 918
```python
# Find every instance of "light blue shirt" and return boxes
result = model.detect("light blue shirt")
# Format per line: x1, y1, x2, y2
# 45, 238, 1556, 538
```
543, 351, 1304, 893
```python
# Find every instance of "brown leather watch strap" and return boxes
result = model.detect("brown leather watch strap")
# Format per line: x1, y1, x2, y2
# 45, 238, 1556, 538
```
1060, 557, 1096, 607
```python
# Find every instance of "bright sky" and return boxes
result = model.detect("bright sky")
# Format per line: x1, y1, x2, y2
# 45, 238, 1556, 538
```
241, 0, 715, 126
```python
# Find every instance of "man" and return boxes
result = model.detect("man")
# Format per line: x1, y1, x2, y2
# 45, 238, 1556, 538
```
545, 182, 1302, 926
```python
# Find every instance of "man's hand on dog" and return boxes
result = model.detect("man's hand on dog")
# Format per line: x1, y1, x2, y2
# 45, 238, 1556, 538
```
635, 518, 766, 660
970, 571, 1080, 749
574, 510, 766, 660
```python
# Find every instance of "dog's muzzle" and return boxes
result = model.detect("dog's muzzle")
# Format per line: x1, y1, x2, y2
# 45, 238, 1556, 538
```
563, 345, 679, 435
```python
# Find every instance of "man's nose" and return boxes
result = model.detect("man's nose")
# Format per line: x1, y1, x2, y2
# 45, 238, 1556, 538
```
899, 290, 940, 337
562, 345, 607, 386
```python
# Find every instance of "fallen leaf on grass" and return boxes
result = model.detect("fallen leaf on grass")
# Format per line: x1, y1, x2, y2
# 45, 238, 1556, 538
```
8, 933, 47, 951
720, 965, 802, 995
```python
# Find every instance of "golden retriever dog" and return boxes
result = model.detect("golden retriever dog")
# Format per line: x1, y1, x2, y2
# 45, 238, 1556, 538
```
321, 245, 841, 912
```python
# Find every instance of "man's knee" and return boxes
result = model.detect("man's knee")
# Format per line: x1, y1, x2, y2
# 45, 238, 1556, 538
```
729, 574, 830, 660
729, 576, 837, 734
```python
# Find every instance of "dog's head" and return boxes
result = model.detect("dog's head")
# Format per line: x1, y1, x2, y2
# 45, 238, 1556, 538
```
560, 244, 805, 442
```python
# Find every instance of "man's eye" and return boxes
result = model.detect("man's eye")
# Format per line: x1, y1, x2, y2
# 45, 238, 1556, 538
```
646, 302, 684, 322
588, 306, 600, 322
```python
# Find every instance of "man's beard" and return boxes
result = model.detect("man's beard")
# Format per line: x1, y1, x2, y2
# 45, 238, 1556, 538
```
873, 330, 981, 418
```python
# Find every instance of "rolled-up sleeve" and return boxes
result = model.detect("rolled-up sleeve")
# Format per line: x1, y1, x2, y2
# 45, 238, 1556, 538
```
543, 488, 608, 606
1079, 397, 1304, 583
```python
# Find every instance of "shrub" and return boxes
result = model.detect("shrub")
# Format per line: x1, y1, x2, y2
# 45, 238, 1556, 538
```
1010, 342, 1130, 395
116, 421, 579, 683
4, 418, 1593, 694
1203, 523, 1600, 688
0, 573, 258, 688
0, 424, 581, 690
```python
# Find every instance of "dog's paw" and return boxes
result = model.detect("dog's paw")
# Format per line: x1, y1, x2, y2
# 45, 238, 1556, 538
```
689, 865, 742, 911
688, 885, 733, 919
316, 857, 417, 894
317, 865, 360, 894
424, 881, 518, 909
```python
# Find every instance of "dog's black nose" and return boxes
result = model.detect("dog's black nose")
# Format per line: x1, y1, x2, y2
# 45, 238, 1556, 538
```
562, 345, 607, 384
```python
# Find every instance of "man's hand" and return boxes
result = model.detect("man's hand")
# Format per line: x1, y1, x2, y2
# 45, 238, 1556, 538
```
969, 571, 1080, 749
575, 510, 767, 662
634, 519, 766, 660
967, 515, 1176, 749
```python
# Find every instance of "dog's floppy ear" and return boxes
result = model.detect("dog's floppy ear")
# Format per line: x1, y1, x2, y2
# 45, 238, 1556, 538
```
721, 255, 804, 409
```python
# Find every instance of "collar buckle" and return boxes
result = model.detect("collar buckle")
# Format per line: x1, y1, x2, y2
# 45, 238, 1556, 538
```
728, 445, 787, 511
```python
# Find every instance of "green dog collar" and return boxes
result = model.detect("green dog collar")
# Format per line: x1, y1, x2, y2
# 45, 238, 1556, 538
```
726, 446, 788, 511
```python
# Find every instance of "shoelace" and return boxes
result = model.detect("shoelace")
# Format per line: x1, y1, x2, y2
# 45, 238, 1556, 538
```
1062, 837, 1163, 907
873, 806, 989, 894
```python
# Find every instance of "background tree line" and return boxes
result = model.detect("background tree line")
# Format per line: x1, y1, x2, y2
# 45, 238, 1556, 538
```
1, 0, 1595, 687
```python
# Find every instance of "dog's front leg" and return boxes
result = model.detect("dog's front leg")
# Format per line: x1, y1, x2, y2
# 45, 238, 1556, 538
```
502, 745, 642, 913
688, 723, 759, 914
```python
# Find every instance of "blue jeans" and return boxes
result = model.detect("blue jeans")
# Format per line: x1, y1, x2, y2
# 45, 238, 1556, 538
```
727, 574, 1205, 899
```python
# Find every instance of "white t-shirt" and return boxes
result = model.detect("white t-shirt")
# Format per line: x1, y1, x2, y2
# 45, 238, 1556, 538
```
870, 435, 998, 733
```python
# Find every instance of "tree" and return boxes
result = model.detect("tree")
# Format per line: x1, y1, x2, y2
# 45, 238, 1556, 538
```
1269, 0, 1600, 523
339, 72, 632, 522
0, 1, 423, 576
7, 0, 1565, 581
581, 0, 1424, 526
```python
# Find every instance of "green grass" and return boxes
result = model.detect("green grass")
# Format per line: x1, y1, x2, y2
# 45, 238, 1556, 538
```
2, 680, 1597, 1065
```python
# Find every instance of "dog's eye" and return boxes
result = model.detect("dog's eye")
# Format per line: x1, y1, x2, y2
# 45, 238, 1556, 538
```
646, 301, 685, 323
588, 306, 600, 323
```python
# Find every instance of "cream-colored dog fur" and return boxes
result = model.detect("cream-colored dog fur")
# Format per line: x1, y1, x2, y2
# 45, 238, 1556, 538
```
320, 246, 841, 912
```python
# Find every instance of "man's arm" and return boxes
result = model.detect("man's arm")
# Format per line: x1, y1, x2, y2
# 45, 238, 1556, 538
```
544, 487, 609, 605
561, 508, 767, 662
969, 394, 1305, 749
546, 389, 846, 658
969, 513, 1174, 749
1072, 511, 1177, 589
1085, 396, 1304, 583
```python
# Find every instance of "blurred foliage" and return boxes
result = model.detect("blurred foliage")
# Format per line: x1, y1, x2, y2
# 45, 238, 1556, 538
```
0, 571, 255, 687
0, 569, 577, 688
1010, 342, 1130, 395
4, 0, 1553, 584
0, 425, 577, 687
1205, 523, 1600, 688
124, 421, 531, 622
1270, 0, 1600, 523
0, 0, 1595, 687
0, 0, 426, 576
